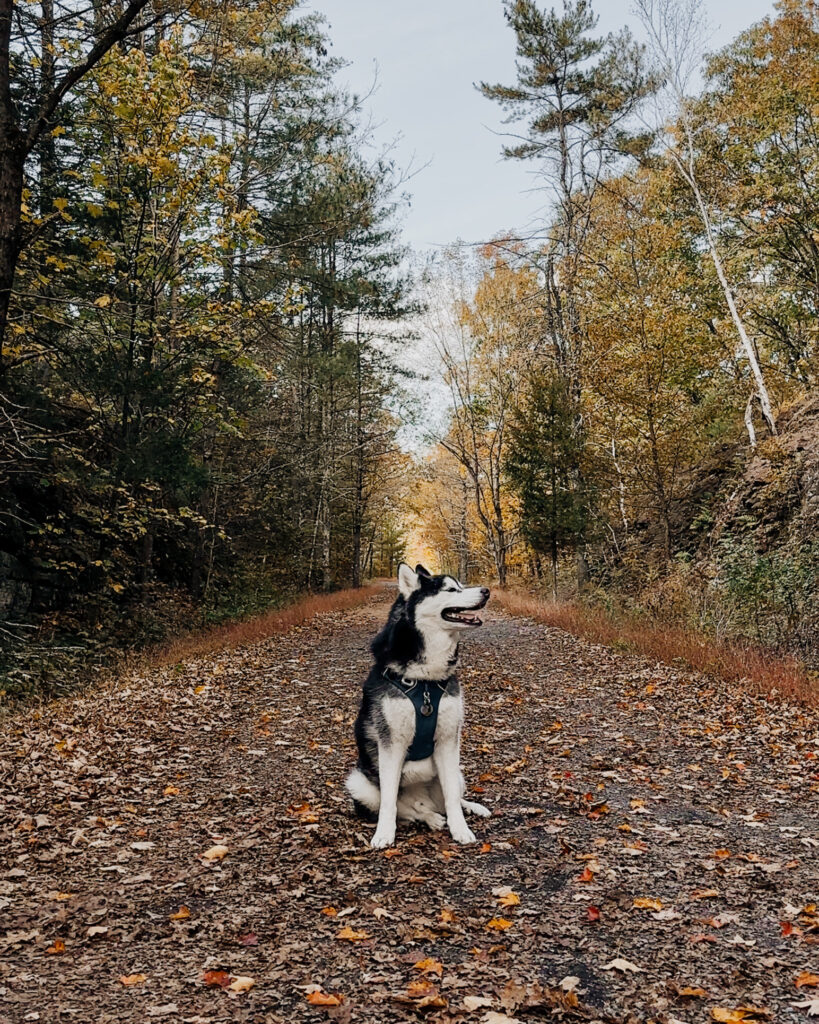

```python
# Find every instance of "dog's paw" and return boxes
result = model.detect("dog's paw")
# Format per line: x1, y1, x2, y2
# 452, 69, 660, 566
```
424, 812, 446, 832
462, 799, 491, 818
370, 828, 395, 850
448, 822, 476, 845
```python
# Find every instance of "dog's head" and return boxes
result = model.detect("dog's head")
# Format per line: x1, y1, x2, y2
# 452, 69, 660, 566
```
371, 563, 491, 674
398, 563, 490, 632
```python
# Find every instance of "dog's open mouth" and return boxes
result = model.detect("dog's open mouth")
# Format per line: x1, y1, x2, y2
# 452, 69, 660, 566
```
442, 597, 488, 627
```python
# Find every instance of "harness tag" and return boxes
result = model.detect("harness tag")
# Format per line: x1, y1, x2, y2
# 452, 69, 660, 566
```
420, 688, 433, 717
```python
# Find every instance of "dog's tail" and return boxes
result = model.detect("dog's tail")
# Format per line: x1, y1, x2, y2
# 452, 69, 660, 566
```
345, 767, 380, 821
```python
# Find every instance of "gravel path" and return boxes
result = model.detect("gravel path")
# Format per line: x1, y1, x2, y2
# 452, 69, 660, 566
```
1, 591, 818, 1023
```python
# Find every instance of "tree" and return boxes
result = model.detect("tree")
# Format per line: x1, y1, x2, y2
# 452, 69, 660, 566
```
634, 0, 778, 445
0, 0, 163, 356
506, 374, 586, 596
479, 0, 655, 580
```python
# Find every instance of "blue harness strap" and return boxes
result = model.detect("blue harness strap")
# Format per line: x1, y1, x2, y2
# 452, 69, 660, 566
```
383, 670, 451, 761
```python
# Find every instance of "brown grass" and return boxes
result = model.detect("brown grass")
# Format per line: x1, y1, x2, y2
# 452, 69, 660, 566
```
142, 583, 384, 668
494, 588, 817, 707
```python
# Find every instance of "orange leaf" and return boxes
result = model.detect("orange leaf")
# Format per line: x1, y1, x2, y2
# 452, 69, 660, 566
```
202, 970, 232, 988
440, 908, 455, 923
577, 866, 594, 883
677, 986, 708, 997
407, 979, 437, 998
587, 905, 601, 922
498, 891, 520, 907
119, 974, 147, 986
163, 784, 180, 796
479, 842, 492, 853
691, 888, 720, 900
486, 917, 513, 931
169, 906, 190, 921
796, 972, 819, 989
413, 957, 443, 976
321, 906, 337, 916
336, 926, 369, 941
306, 991, 343, 1006
46, 939, 65, 955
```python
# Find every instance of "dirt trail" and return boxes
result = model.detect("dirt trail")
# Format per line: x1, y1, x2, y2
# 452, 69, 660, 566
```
1, 591, 818, 1024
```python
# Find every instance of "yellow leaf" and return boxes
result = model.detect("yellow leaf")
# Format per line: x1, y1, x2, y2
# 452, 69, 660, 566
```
163, 784, 179, 796
201, 844, 228, 862
168, 906, 190, 921
710, 1009, 770, 1022
119, 974, 147, 986
336, 926, 369, 941
95, 295, 111, 308
486, 917, 513, 931
633, 897, 663, 911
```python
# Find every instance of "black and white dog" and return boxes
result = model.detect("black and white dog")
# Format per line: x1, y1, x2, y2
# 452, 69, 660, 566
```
345, 563, 491, 848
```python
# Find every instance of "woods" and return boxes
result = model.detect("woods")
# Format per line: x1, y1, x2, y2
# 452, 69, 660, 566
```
411, 0, 819, 669
0, 1, 408, 693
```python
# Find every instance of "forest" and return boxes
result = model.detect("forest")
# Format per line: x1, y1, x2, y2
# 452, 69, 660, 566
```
1, 0, 819, 697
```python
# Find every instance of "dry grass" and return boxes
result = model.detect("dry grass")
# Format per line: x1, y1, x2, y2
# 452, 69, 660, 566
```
142, 583, 384, 668
494, 588, 817, 707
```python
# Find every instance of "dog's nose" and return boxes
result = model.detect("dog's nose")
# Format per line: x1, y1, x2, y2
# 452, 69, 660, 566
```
480, 587, 490, 598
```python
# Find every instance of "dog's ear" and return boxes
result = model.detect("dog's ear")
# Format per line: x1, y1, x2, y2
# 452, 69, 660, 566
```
415, 563, 432, 579
397, 562, 420, 597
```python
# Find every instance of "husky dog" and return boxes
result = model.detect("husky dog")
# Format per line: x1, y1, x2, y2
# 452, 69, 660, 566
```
345, 563, 491, 848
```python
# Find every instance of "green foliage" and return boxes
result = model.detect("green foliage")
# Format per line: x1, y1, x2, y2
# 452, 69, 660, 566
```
506, 374, 588, 589
0, 4, 409, 696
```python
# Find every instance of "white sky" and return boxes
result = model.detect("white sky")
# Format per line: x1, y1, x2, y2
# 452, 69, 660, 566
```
307, 0, 776, 254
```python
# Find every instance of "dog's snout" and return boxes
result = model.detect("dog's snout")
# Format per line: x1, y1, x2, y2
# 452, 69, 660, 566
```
480, 587, 490, 598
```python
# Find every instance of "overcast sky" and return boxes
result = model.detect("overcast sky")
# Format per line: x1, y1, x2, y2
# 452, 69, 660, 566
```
307, 0, 776, 254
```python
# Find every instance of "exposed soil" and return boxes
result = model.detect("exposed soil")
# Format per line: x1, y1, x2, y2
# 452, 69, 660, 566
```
1, 590, 818, 1024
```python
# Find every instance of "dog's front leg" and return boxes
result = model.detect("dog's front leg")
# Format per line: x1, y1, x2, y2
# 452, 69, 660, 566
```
371, 745, 404, 849
433, 741, 475, 845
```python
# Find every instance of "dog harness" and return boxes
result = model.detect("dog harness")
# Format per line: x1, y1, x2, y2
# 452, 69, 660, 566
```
382, 668, 454, 761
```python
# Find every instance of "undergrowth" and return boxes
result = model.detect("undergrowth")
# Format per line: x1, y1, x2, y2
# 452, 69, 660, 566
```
494, 588, 817, 707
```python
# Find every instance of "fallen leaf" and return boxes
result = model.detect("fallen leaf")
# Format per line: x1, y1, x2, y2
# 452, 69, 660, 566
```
464, 995, 493, 1010
46, 939, 65, 955
587, 905, 601, 922
119, 974, 147, 986
486, 917, 513, 931
169, 906, 190, 921
413, 957, 443, 976
710, 1009, 770, 1022
498, 891, 520, 907
796, 974, 819, 990
202, 845, 229, 862
602, 958, 643, 974
482, 1013, 523, 1024
163, 785, 180, 796
792, 999, 819, 1016
633, 897, 663, 911
87, 926, 108, 938
202, 970, 232, 988
336, 926, 369, 941
228, 976, 254, 993
306, 992, 343, 1007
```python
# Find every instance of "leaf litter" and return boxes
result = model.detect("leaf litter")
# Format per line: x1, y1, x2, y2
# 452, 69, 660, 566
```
0, 591, 818, 1021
